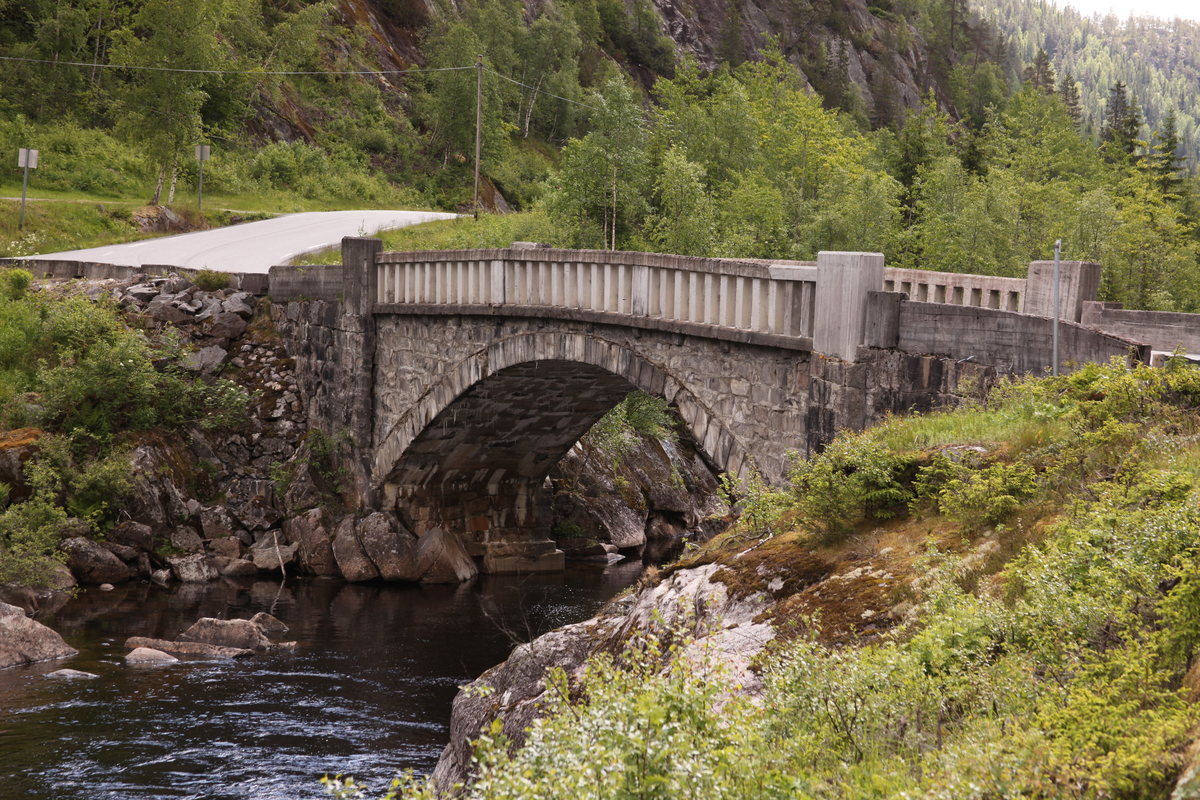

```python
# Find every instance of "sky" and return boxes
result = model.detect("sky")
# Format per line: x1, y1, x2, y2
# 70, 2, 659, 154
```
1060, 0, 1200, 22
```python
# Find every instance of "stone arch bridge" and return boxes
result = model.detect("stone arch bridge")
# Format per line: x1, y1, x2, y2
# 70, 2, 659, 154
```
270, 238, 1145, 573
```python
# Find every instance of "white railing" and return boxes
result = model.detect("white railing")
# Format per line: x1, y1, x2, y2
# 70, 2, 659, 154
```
375, 249, 816, 339
884, 267, 1025, 313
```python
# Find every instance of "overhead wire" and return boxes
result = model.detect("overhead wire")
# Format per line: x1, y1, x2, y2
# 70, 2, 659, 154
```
0, 54, 475, 76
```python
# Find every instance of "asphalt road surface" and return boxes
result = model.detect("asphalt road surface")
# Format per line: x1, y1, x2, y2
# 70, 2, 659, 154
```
27, 209, 459, 274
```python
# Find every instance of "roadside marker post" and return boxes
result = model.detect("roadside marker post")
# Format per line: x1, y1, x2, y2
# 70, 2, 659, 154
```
17, 148, 37, 230
196, 145, 211, 214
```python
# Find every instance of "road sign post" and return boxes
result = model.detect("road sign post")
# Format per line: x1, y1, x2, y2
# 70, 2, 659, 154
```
195, 145, 211, 214
18, 148, 38, 230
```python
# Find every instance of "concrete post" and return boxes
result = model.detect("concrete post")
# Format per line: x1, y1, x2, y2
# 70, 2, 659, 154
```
1025, 260, 1101, 323
342, 237, 381, 315
813, 251, 885, 361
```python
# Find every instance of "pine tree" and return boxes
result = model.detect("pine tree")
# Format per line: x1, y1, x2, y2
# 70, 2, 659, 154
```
1022, 47, 1055, 94
717, 0, 746, 68
1102, 81, 1143, 158
1058, 69, 1082, 128
1151, 110, 1186, 194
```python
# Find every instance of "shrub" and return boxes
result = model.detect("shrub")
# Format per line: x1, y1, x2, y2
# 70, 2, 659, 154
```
193, 268, 231, 291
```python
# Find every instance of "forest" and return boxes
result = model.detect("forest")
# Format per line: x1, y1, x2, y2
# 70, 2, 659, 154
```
0, 0, 1198, 310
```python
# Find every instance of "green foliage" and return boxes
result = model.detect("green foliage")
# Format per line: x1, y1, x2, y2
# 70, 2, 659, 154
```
192, 269, 231, 292
935, 460, 1039, 529
717, 466, 792, 537
789, 431, 914, 538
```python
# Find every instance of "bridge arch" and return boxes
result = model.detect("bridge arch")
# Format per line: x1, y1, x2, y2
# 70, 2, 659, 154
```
372, 331, 753, 568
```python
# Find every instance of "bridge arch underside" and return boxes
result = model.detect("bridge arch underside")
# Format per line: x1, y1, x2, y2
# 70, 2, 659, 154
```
371, 322, 811, 573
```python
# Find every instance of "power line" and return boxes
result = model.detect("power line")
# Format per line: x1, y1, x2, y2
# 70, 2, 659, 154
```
0, 54, 475, 76
485, 67, 600, 111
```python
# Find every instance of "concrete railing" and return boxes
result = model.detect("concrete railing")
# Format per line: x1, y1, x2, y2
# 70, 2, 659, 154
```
374, 247, 817, 339
884, 267, 1025, 313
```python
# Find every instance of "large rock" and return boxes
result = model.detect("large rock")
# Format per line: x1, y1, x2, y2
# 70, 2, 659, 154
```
0, 601, 78, 668
182, 345, 228, 373
0, 427, 42, 504
283, 508, 338, 576
222, 293, 256, 319
177, 618, 271, 651
169, 526, 205, 554
124, 636, 252, 659
332, 516, 379, 582
416, 528, 478, 584
127, 443, 192, 533
249, 612, 288, 637
205, 312, 247, 340
166, 554, 218, 583
358, 513, 420, 582
249, 538, 298, 571
108, 521, 154, 552
208, 536, 243, 559
200, 506, 240, 540
61, 537, 134, 584
126, 647, 178, 664
216, 557, 259, 577
236, 482, 282, 531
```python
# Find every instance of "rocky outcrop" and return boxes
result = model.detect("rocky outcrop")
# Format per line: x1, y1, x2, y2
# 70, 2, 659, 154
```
283, 507, 339, 576
0, 601, 78, 668
126, 647, 178, 664
431, 561, 775, 790
125, 612, 296, 659
552, 434, 729, 552
177, 618, 272, 651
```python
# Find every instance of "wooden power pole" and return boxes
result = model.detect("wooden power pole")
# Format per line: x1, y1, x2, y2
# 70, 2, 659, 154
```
474, 54, 483, 219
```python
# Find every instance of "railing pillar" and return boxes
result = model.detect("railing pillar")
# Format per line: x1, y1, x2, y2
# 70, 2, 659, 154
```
813, 251, 884, 361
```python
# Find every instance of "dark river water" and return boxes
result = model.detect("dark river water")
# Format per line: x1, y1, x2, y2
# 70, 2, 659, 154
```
0, 561, 643, 799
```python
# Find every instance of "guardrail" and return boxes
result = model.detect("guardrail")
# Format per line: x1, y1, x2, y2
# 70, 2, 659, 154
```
374, 247, 817, 339
883, 266, 1025, 313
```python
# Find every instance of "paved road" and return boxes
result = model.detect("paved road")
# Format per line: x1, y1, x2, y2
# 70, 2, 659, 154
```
27, 209, 459, 274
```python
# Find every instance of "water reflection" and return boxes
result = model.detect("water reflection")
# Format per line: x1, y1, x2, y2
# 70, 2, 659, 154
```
0, 561, 642, 800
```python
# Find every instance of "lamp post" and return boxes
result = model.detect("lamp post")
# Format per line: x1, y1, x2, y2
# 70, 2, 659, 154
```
18, 148, 38, 230
195, 145, 211, 214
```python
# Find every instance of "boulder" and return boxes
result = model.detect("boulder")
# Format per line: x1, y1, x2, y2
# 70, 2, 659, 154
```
125, 284, 160, 303
183, 345, 228, 373
108, 521, 154, 552
100, 541, 139, 563
249, 612, 288, 637
177, 617, 271, 650
416, 527, 478, 584
166, 554, 218, 583
61, 537, 134, 585
200, 506, 240, 540
126, 647, 178, 664
217, 557, 259, 578
0, 601, 78, 668
222, 293, 255, 319
44, 669, 97, 679
332, 517, 379, 582
283, 508, 338, 576
249, 537, 298, 571
0, 427, 42, 504
127, 443, 191, 533
124, 636, 252, 659
146, 296, 194, 324
208, 536, 243, 559
205, 312, 247, 340
169, 526, 205, 554
236, 483, 282, 531
150, 568, 172, 586
358, 513, 420, 582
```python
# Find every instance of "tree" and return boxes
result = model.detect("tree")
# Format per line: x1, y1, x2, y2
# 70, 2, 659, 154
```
1058, 69, 1082, 129
1150, 110, 1186, 195
110, 0, 226, 205
1022, 47, 1055, 95
1101, 81, 1143, 160
646, 147, 715, 255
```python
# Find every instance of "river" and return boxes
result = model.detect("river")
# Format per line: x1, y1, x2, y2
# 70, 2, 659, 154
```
0, 561, 643, 799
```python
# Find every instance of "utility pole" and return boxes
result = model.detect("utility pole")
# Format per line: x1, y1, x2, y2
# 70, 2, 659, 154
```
474, 54, 483, 220
17, 148, 38, 230
195, 144, 211, 214
1052, 239, 1061, 377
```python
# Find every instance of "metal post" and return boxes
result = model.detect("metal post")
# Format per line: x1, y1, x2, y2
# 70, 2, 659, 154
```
474, 54, 483, 220
19, 162, 29, 230
195, 145, 210, 214
1052, 239, 1061, 377
17, 148, 37, 230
